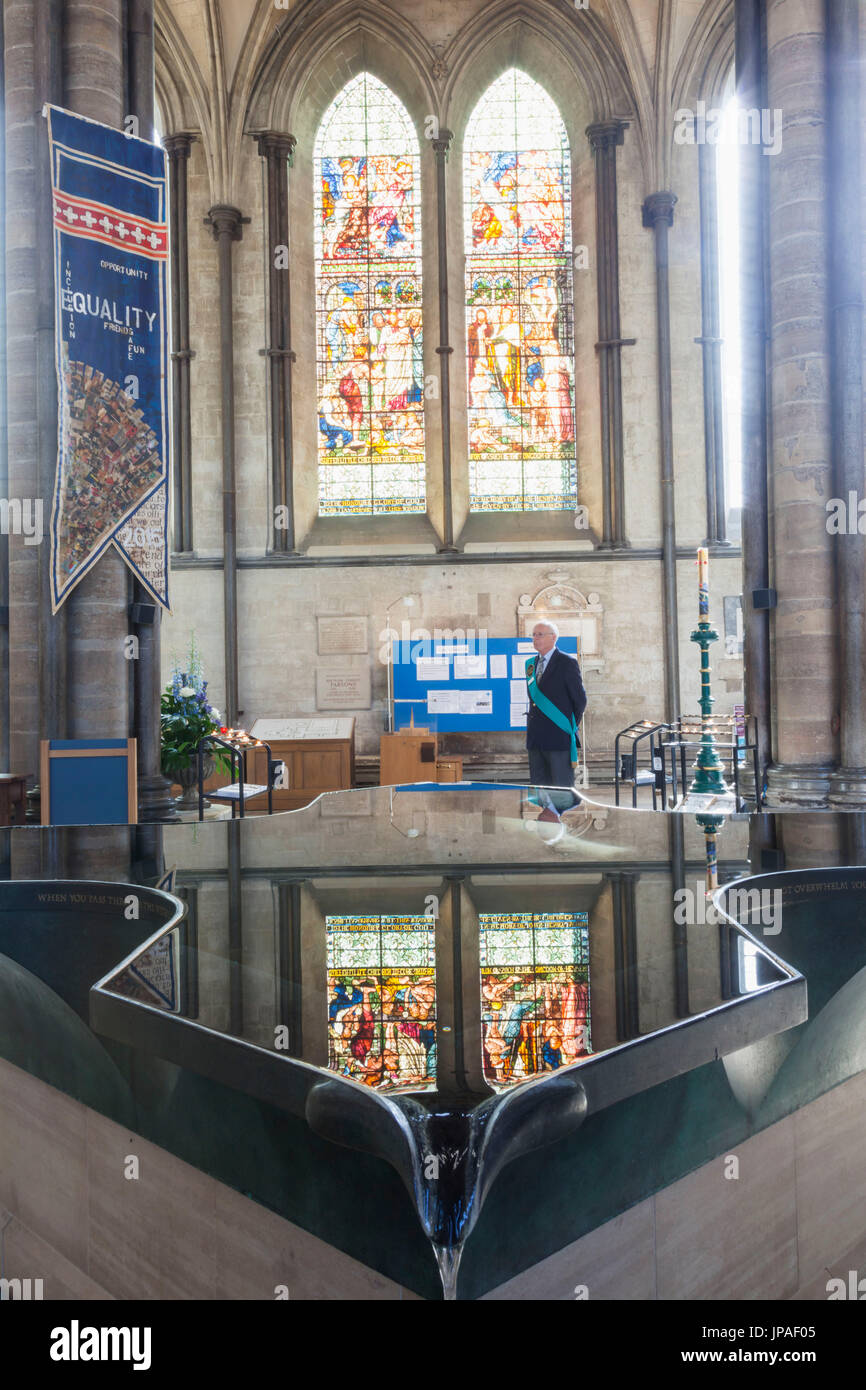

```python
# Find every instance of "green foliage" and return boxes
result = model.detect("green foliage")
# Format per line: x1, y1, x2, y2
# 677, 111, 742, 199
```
160, 636, 226, 778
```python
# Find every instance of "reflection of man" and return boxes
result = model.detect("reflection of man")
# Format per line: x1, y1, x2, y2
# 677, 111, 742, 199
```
525, 620, 587, 821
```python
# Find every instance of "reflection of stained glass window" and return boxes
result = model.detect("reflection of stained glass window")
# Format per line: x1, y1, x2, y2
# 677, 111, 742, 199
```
326, 914, 436, 1091
464, 70, 577, 512
479, 912, 589, 1087
314, 74, 425, 515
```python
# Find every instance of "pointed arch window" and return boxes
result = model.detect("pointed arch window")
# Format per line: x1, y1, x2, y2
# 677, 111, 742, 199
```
464, 70, 577, 512
314, 73, 425, 516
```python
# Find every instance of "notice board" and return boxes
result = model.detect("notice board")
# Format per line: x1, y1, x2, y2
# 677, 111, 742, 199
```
392, 636, 580, 733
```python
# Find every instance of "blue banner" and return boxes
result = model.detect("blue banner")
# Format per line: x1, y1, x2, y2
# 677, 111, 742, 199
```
47, 105, 170, 612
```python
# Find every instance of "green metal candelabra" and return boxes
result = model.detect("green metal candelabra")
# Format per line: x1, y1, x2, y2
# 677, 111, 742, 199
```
690, 548, 728, 891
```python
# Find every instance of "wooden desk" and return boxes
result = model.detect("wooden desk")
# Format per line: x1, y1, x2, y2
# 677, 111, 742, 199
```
248, 718, 355, 810
379, 732, 438, 785
0, 774, 29, 826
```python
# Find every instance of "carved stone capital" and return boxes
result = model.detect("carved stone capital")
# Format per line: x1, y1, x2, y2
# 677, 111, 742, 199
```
163, 132, 195, 161
586, 119, 628, 153
254, 130, 297, 166
205, 204, 246, 242
642, 191, 677, 229
432, 128, 454, 160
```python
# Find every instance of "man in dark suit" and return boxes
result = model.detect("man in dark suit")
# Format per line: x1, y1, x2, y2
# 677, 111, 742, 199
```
526, 621, 587, 818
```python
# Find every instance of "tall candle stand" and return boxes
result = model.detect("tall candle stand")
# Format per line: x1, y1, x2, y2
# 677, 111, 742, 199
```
691, 547, 728, 891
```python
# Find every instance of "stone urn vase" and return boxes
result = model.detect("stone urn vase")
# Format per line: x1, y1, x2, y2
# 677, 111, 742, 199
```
169, 753, 215, 810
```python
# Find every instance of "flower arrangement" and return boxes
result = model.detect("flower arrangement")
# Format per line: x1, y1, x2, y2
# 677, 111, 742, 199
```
160, 637, 226, 779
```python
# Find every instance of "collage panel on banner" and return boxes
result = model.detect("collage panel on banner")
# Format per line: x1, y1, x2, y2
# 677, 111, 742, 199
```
47, 105, 170, 612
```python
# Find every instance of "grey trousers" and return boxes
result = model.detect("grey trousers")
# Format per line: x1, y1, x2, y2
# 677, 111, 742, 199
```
528, 747, 580, 812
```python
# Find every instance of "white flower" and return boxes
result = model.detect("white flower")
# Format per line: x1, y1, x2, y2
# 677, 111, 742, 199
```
209, 707, 220, 719
179, 685, 196, 697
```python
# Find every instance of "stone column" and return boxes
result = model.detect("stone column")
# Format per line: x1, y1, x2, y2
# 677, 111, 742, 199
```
736, 0, 773, 838
0, 2, 8, 774
764, 0, 836, 807
5, 0, 64, 820
610, 871, 639, 1039
277, 879, 303, 1053
587, 121, 631, 547
826, 0, 866, 813
64, 0, 129, 752
433, 130, 457, 553
255, 132, 297, 554
125, 0, 175, 827
696, 137, 727, 547
642, 191, 681, 722
165, 134, 195, 553
205, 204, 245, 726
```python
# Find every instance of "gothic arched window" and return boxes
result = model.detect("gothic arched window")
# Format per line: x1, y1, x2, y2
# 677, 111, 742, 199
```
326, 914, 437, 1090
464, 70, 577, 513
314, 74, 425, 516
480, 912, 590, 1087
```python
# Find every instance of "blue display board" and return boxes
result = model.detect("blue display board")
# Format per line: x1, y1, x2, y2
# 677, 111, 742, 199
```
392, 636, 579, 733
43, 738, 136, 825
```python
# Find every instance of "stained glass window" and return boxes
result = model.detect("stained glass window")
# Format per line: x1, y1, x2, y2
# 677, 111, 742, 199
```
479, 912, 590, 1086
326, 914, 436, 1090
464, 70, 577, 512
314, 74, 425, 515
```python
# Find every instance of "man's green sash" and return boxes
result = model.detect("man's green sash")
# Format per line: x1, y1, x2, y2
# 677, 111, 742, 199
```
525, 657, 579, 761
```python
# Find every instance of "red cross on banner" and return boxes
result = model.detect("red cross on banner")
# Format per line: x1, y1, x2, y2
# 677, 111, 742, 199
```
52, 191, 168, 261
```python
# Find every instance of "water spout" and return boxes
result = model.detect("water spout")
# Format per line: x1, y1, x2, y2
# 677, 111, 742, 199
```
433, 1243, 462, 1301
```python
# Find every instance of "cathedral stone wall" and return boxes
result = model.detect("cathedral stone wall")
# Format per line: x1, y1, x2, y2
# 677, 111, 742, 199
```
156, 0, 746, 772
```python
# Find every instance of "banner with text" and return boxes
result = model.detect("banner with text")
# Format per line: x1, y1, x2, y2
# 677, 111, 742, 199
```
47, 105, 171, 612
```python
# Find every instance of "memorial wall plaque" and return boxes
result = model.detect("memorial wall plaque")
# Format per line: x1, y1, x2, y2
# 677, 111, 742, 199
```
316, 666, 372, 710
317, 616, 369, 655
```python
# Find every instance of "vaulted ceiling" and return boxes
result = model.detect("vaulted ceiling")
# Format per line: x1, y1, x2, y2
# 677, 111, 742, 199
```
155, 0, 732, 202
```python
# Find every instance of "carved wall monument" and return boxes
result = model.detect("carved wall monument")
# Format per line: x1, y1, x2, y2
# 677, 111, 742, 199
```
316, 666, 372, 709
518, 574, 604, 671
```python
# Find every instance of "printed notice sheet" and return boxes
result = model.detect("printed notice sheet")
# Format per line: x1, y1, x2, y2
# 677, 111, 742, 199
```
510, 704, 528, 727
427, 690, 459, 715
512, 653, 532, 678
489, 654, 508, 680
458, 689, 492, 715
510, 678, 528, 702
453, 653, 487, 680
416, 657, 450, 682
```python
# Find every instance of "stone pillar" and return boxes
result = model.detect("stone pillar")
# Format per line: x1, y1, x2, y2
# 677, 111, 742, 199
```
696, 137, 727, 547
165, 134, 195, 552
763, 0, 837, 807
433, 131, 457, 553
255, 132, 297, 554
205, 204, 245, 726
64, 0, 129, 754
227, 818, 242, 1036
609, 871, 639, 1039
736, 0, 773, 844
642, 191, 681, 722
277, 880, 303, 1053
587, 121, 631, 547
125, 0, 175, 827
5, 0, 64, 819
826, 0, 866, 812
0, 2, 8, 774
